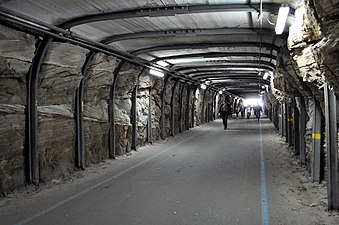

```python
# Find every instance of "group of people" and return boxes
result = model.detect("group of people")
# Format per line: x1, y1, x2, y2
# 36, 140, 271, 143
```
218, 102, 263, 129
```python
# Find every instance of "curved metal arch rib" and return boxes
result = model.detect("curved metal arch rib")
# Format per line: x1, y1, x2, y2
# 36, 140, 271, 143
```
176, 64, 275, 73
60, 4, 295, 29
132, 42, 280, 55
152, 52, 277, 63
103, 28, 287, 43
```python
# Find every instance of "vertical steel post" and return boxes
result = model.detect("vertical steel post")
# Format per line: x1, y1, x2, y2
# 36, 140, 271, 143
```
109, 61, 125, 159
131, 68, 145, 150
312, 96, 322, 183
185, 85, 191, 130
287, 98, 293, 146
160, 76, 169, 139
279, 103, 283, 136
179, 83, 186, 133
75, 51, 96, 170
293, 97, 300, 155
27, 37, 52, 184
299, 97, 307, 165
171, 80, 179, 136
324, 83, 339, 210
284, 99, 288, 142
201, 89, 208, 124
147, 87, 152, 144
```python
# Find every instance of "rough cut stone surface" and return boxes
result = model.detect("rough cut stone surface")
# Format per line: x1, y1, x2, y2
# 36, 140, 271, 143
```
136, 71, 164, 146
37, 42, 89, 183
114, 62, 142, 155
84, 53, 120, 164
0, 24, 35, 194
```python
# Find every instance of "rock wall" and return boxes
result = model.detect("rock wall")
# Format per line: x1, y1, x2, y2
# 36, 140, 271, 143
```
84, 53, 120, 164
38, 42, 89, 182
272, 0, 339, 176
137, 71, 163, 146
0, 25, 35, 193
114, 62, 142, 155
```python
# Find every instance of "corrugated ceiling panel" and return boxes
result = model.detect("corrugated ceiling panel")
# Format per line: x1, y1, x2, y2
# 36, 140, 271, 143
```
1, 0, 298, 25
72, 12, 279, 41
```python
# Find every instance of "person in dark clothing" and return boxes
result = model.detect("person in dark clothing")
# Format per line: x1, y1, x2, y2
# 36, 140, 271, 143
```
219, 102, 230, 130
254, 104, 263, 121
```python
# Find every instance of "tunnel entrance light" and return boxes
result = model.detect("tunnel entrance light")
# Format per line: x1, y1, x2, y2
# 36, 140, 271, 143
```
149, 69, 164, 77
275, 5, 290, 35
200, 83, 207, 89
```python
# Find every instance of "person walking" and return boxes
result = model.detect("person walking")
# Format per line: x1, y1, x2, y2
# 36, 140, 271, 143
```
219, 102, 230, 130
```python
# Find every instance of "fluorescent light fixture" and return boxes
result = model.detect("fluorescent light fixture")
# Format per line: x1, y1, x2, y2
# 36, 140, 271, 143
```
263, 72, 269, 80
219, 90, 223, 94
200, 83, 206, 89
156, 60, 169, 67
149, 69, 164, 77
275, 5, 290, 35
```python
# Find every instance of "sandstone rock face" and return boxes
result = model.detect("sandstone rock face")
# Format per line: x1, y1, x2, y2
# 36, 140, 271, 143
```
194, 88, 202, 126
163, 78, 175, 137
38, 42, 89, 182
137, 71, 163, 146
0, 25, 35, 194
84, 53, 120, 164
114, 62, 142, 155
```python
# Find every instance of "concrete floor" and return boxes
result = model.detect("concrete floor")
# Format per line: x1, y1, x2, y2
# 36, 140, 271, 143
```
1, 117, 339, 225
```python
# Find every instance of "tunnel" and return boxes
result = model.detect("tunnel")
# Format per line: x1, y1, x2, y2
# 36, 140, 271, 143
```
0, 0, 339, 224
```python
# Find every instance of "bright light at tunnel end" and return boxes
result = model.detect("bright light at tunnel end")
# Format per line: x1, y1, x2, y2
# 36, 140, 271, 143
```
244, 98, 263, 107
275, 5, 290, 35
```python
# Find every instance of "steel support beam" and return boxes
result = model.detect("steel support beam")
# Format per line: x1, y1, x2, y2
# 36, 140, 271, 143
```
109, 61, 125, 158
293, 97, 300, 155
75, 51, 96, 170
60, 4, 294, 29
312, 96, 322, 183
132, 42, 280, 55
131, 68, 145, 150
284, 99, 288, 142
161, 76, 170, 139
177, 65, 274, 73
185, 85, 191, 130
324, 83, 339, 210
279, 103, 283, 136
172, 60, 276, 70
299, 97, 307, 165
153, 51, 277, 63
147, 88, 152, 144
201, 89, 208, 124
287, 98, 293, 146
27, 37, 52, 184
106, 28, 286, 43
171, 80, 180, 136
179, 83, 186, 133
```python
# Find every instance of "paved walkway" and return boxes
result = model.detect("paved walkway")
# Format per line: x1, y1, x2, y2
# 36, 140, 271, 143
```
1, 117, 338, 225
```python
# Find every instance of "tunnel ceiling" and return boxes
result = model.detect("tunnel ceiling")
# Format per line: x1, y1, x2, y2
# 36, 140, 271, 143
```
0, 0, 299, 98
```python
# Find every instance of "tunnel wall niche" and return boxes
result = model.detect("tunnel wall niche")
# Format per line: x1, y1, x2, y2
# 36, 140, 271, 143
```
83, 53, 121, 164
37, 42, 89, 182
0, 24, 35, 193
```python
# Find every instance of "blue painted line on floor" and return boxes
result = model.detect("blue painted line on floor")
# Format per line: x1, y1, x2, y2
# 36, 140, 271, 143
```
14, 134, 200, 225
259, 120, 269, 225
